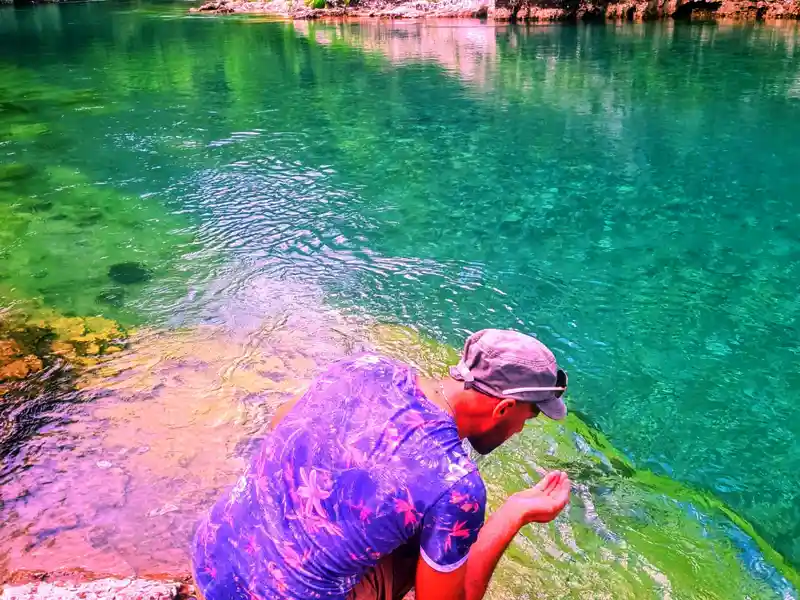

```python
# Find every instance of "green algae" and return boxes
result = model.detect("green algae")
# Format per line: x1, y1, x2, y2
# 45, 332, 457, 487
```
0, 64, 203, 327
0, 164, 197, 325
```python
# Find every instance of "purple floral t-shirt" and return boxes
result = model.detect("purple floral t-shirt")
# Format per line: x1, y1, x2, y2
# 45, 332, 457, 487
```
192, 353, 486, 600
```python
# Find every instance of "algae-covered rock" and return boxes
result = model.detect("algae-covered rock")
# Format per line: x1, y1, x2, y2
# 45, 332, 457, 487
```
0, 314, 53, 384
108, 262, 153, 285
0, 307, 128, 380
0, 355, 44, 381
0, 162, 37, 187
368, 323, 459, 377
27, 312, 126, 366
0, 339, 21, 362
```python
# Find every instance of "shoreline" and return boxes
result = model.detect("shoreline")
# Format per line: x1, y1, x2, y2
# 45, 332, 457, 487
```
190, 0, 800, 21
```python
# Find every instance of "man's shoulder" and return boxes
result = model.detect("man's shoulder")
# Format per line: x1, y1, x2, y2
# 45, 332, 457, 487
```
442, 452, 485, 490
324, 352, 410, 379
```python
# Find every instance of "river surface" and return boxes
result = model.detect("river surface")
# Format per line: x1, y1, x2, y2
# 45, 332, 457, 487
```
1, 4, 800, 598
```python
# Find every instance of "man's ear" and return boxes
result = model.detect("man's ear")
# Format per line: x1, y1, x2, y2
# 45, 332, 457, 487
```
492, 398, 516, 420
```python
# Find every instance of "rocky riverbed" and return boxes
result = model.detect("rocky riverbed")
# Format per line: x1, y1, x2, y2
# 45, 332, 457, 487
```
0, 282, 436, 599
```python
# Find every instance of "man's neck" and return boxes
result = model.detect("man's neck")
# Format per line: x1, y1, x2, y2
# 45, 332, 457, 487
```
416, 375, 455, 417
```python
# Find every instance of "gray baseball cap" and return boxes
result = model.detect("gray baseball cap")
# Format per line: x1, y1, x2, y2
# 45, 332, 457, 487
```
450, 329, 568, 420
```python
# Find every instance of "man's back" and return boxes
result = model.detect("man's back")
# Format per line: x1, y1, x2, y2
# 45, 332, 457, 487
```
193, 353, 486, 600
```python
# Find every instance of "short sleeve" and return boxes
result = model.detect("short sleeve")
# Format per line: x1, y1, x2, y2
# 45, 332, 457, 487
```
420, 471, 486, 572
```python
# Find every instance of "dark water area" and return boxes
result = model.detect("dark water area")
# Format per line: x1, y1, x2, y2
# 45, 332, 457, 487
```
1, 3, 800, 597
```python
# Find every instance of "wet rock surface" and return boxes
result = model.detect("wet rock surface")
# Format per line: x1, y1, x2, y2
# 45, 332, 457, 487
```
0, 297, 384, 589
0, 578, 184, 600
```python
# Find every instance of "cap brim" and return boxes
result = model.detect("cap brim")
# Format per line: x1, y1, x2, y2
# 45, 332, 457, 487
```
536, 395, 567, 420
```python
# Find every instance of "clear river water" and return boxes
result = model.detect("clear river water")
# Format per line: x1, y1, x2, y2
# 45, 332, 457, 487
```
1, 4, 799, 598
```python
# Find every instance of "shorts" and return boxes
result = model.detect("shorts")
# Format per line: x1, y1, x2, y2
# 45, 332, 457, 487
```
190, 539, 418, 600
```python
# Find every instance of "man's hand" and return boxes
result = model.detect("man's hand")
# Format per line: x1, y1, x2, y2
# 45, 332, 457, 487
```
506, 470, 571, 525
417, 470, 572, 600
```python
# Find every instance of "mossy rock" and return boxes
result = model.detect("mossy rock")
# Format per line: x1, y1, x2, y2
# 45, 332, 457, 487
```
3, 122, 49, 141
28, 312, 127, 365
0, 337, 45, 381
108, 262, 153, 285
367, 323, 459, 377
0, 162, 37, 186
0, 305, 128, 378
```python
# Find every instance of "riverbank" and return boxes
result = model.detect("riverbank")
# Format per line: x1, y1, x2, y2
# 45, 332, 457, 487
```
190, 0, 800, 21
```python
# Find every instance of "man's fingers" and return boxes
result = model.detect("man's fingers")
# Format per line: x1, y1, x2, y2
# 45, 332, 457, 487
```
533, 471, 559, 493
542, 471, 564, 495
552, 476, 571, 507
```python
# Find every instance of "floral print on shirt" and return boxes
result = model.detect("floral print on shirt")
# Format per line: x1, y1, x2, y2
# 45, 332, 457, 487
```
192, 353, 486, 600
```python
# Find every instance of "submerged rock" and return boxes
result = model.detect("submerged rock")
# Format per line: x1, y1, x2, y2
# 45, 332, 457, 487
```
0, 322, 48, 383
0, 355, 44, 381
107, 262, 152, 285
96, 287, 127, 308
0, 163, 37, 186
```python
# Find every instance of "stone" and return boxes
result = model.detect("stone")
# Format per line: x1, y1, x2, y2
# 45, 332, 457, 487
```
0, 355, 42, 380
0, 339, 21, 362
50, 340, 77, 357
108, 262, 152, 285
44, 316, 87, 339
96, 287, 126, 307
287, 355, 317, 376
0, 578, 179, 600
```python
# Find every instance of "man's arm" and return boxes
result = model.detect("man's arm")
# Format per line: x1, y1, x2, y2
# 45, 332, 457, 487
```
415, 471, 571, 600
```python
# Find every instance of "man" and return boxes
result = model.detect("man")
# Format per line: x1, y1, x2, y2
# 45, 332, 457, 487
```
193, 328, 571, 600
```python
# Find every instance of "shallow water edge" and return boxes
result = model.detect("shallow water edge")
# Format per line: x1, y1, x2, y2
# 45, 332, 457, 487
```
1, 298, 797, 599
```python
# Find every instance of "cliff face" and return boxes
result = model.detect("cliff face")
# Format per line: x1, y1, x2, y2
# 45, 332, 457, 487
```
490, 0, 800, 20
192, 0, 800, 20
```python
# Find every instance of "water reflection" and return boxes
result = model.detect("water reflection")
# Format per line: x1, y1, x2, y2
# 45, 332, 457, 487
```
294, 20, 501, 87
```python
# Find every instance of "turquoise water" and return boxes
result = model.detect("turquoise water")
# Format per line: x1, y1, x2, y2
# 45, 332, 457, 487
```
1, 4, 800, 595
